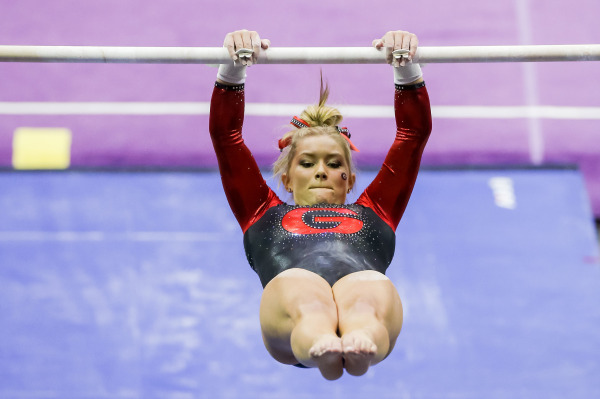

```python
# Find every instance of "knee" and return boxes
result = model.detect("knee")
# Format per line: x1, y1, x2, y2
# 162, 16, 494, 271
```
333, 271, 399, 304
333, 271, 396, 300
336, 270, 391, 284
332, 272, 403, 322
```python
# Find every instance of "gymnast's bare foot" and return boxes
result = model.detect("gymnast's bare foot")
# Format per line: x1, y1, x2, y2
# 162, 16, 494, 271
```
308, 334, 344, 380
341, 330, 377, 376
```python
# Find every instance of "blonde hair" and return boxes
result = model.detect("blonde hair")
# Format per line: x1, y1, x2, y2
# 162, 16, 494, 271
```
273, 76, 355, 185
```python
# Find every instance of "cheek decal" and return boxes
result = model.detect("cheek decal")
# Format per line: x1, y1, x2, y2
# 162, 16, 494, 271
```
341, 172, 347, 180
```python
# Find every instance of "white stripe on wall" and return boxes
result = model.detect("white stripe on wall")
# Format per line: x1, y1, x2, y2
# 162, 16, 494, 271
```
0, 102, 599, 119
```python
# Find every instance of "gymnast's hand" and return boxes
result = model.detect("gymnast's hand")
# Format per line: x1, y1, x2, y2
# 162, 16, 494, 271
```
372, 30, 419, 67
223, 30, 271, 66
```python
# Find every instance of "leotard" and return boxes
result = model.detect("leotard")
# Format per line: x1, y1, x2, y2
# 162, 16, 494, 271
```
209, 81, 431, 287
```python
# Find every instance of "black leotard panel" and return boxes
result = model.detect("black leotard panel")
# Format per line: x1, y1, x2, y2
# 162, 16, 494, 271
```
243, 204, 396, 287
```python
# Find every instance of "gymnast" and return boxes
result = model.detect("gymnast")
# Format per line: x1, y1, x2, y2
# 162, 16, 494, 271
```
209, 29, 431, 380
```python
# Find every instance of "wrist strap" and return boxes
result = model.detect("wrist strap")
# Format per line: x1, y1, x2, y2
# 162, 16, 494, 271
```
394, 62, 423, 85
217, 63, 247, 84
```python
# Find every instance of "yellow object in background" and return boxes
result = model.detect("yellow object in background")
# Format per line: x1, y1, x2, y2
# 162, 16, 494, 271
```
12, 127, 72, 170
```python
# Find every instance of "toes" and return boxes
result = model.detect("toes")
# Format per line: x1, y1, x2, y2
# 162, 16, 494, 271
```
342, 332, 376, 355
309, 336, 342, 358
341, 331, 377, 376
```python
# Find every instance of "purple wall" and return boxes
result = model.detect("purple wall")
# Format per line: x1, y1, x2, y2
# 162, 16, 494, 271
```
1, 0, 599, 215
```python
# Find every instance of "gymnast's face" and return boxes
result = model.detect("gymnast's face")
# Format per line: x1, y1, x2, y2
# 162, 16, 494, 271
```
282, 135, 355, 206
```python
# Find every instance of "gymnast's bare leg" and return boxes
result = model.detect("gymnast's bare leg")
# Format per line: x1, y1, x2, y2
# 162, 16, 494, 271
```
333, 270, 403, 376
259, 268, 344, 380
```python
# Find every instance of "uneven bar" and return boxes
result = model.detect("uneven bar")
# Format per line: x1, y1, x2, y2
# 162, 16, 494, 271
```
0, 45, 599, 64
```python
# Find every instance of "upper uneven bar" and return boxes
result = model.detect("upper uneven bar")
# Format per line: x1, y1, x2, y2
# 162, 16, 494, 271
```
0, 45, 599, 64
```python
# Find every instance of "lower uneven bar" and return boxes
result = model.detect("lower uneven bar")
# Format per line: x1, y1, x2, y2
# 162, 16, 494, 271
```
0, 45, 599, 64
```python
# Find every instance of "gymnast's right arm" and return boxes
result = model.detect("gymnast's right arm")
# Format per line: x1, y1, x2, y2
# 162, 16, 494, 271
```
209, 30, 280, 233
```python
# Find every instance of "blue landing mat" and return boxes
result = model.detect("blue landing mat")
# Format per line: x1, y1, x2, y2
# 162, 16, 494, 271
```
0, 169, 598, 399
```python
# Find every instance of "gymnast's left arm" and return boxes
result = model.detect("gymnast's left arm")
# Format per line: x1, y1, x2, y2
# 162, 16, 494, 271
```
357, 30, 432, 230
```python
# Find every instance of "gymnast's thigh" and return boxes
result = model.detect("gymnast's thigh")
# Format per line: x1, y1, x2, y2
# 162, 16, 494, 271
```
259, 268, 337, 363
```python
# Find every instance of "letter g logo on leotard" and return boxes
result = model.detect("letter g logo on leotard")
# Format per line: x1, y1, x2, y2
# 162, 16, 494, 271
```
281, 208, 364, 235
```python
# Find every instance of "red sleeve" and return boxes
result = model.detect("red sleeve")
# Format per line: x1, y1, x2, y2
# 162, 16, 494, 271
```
356, 82, 432, 231
209, 83, 282, 233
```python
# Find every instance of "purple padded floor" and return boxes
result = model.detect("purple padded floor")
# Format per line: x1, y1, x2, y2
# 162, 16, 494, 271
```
0, 168, 598, 398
